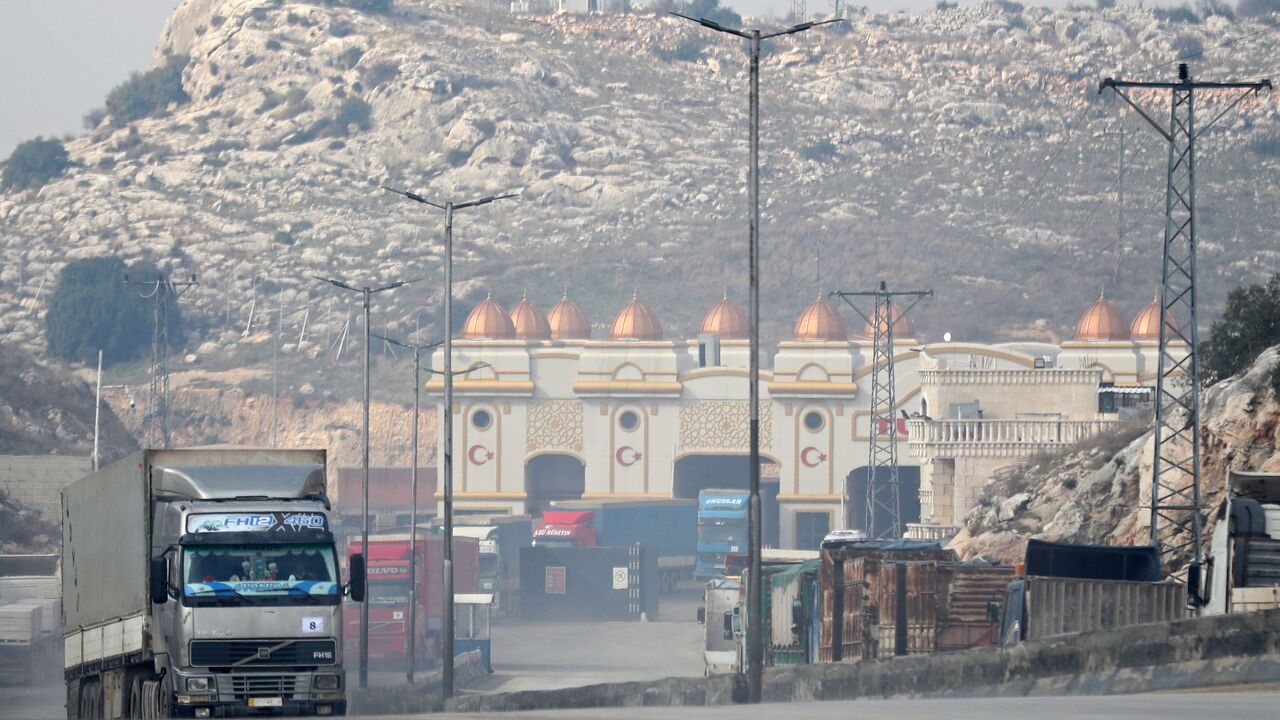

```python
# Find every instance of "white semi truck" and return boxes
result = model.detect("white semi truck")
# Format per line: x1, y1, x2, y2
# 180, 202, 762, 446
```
1197, 469, 1280, 615
62, 448, 366, 718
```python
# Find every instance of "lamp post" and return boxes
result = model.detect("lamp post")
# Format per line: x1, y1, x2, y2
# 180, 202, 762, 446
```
374, 334, 489, 684
382, 186, 517, 698
313, 276, 411, 689
670, 11, 841, 704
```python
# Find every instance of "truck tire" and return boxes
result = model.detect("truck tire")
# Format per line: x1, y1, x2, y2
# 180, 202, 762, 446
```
66, 677, 81, 720
127, 676, 143, 720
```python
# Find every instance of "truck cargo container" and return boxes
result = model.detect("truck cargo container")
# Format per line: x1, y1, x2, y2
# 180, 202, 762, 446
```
995, 539, 1185, 645
342, 533, 478, 668
61, 448, 364, 719
0, 554, 61, 685
1199, 469, 1280, 615
533, 499, 696, 592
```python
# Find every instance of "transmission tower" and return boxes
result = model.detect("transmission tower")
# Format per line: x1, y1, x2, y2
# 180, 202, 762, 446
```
834, 281, 932, 538
127, 272, 197, 448
1101, 64, 1271, 573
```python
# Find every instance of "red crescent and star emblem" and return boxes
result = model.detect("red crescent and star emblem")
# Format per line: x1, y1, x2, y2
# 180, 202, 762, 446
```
615, 446, 642, 467
800, 446, 828, 468
468, 444, 494, 465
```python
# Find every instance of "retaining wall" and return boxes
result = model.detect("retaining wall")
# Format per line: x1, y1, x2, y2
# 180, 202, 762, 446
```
449, 608, 1280, 713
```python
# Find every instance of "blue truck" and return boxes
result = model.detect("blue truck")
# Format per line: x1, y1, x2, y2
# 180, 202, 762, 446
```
696, 490, 751, 579
533, 498, 697, 592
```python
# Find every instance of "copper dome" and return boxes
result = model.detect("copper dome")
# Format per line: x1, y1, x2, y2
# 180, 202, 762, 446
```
461, 295, 515, 340
863, 300, 914, 338
510, 294, 551, 340
610, 292, 664, 341
1074, 291, 1130, 342
547, 291, 591, 339
793, 295, 847, 341
1130, 296, 1177, 341
700, 293, 747, 339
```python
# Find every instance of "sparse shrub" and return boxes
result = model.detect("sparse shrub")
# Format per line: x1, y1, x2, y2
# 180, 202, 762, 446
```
341, 0, 393, 12
1237, 0, 1280, 16
1155, 3, 1201, 22
800, 140, 838, 162
265, 37, 283, 51
1247, 131, 1280, 157
1200, 273, 1280, 386
993, 0, 1024, 12
362, 61, 399, 88
1171, 34, 1204, 60
655, 38, 705, 63
656, 0, 740, 27
102, 55, 190, 126
1095, 0, 1117, 8
45, 257, 184, 366
329, 18, 356, 37
280, 87, 312, 118
340, 46, 364, 70
1, 137, 70, 191
332, 97, 373, 133
1197, 0, 1235, 18
936, 0, 958, 9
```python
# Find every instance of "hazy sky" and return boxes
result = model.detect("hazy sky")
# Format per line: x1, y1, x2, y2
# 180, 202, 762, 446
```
1, 0, 1175, 158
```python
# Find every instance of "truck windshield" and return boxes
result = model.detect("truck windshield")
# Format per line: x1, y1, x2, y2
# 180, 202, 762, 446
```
479, 554, 499, 578
182, 544, 338, 605
533, 537, 580, 549
369, 579, 411, 606
699, 524, 745, 545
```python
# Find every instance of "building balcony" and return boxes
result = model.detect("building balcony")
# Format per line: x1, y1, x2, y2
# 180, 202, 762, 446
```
905, 523, 959, 542
906, 418, 1119, 459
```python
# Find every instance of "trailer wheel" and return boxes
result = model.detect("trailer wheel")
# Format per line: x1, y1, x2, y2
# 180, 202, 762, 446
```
127, 676, 143, 720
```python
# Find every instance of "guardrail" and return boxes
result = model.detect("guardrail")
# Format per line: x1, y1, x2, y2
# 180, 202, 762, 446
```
906, 418, 1118, 458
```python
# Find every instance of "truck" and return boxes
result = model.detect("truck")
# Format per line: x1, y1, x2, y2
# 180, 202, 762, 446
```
532, 499, 697, 592
451, 515, 532, 613
695, 490, 749, 580
994, 539, 1185, 645
1198, 469, 1280, 615
695, 577, 741, 675
61, 448, 364, 719
342, 533, 478, 668
0, 554, 61, 685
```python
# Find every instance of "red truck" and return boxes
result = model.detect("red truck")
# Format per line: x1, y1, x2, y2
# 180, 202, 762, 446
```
344, 533, 479, 666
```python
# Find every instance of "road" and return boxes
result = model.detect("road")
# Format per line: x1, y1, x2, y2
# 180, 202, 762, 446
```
463, 579, 706, 693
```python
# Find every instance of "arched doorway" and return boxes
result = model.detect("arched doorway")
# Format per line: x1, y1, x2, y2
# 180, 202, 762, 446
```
525, 454, 585, 518
673, 454, 779, 548
844, 465, 921, 537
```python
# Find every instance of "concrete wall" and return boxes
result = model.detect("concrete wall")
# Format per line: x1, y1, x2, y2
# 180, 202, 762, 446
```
0, 455, 90, 522
449, 608, 1280, 713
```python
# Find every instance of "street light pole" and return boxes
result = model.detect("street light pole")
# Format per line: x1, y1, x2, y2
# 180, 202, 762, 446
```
670, 12, 841, 705
383, 186, 517, 698
314, 275, 411, 690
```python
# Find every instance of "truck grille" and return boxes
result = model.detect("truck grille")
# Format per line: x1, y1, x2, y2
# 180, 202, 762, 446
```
228, 675, 299, 700
191, 639, 337, 667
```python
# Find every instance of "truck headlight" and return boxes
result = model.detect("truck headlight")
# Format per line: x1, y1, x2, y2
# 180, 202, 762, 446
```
186, 676, 213, 692
314, 674, 341, 691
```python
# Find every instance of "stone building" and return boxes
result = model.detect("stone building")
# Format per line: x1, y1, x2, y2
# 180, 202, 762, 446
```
428, 289, 1177, 549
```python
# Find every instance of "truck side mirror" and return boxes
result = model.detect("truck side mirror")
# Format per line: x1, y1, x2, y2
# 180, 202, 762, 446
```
150, 558, 169, 604
723, 611, 734, 640
791, 599, 804, 634
349, 553, 367, 603
697, 607, 706, 625
1186, 562, 1202, 608
986, 600, 1000, 623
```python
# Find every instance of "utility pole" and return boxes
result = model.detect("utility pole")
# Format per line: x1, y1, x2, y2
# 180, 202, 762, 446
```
833, 282, 931, 539
314, 276, 411, 689
374, 333, 486, 684
1101, 64, 1270, 579
383, 185, 517, 699
126, 271, 197, 448
670, 11, 842, 705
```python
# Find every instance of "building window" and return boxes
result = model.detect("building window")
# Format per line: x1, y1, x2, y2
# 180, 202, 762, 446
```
472, 409, 492, 430
795, 511, 830, 550
803, 410, 825, 432
619, 409, 640, 431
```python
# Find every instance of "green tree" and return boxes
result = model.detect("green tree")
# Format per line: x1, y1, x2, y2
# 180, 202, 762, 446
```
1, 137, 70, 191
45, 257, 184, 366
1200, 273, 1280, 386
102, 55, 190, 127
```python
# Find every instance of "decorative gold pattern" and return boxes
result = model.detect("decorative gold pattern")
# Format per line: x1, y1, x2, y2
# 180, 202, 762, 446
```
526, 400, 584, 453
679, 401, 773, 451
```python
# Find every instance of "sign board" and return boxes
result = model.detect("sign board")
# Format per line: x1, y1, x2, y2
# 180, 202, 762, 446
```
186, 512, 328, 534
612, 566, 628, 590
545, 566, 566, 594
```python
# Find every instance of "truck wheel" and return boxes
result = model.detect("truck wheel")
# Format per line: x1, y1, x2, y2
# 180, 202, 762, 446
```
158, 675, 174, 720
66, 678, 80, 720
127, 676, 143, 720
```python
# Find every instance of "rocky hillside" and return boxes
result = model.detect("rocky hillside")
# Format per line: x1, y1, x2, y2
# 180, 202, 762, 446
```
0, 342, 137, 461
3, 0, 1279, 372
952, 345, 1280, 566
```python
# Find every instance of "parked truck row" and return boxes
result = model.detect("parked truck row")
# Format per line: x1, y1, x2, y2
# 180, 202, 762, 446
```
0, 554, 61, 686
